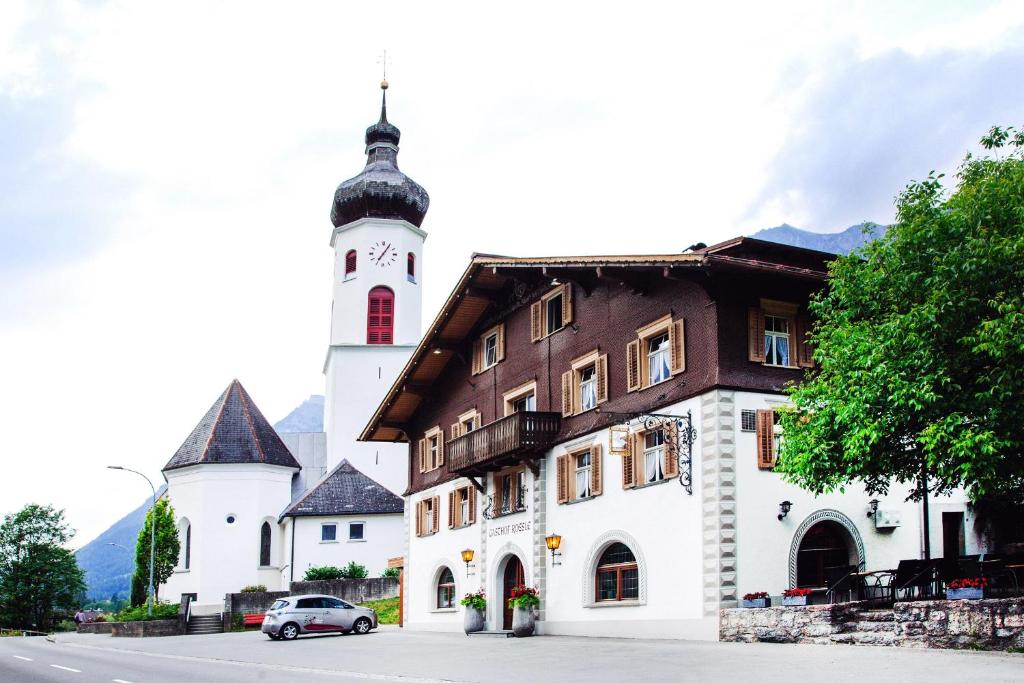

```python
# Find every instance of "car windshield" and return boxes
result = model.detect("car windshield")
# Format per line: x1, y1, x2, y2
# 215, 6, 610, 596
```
269, 600, 289, 610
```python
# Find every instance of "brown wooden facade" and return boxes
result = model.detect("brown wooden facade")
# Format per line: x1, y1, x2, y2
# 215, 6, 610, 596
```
360, 238, 832, 496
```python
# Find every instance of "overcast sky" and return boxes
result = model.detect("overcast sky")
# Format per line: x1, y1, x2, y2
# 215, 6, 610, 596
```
2, 1, 1023, 548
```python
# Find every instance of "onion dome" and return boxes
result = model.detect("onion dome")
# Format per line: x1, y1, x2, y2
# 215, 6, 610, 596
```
331, 83, 430, 228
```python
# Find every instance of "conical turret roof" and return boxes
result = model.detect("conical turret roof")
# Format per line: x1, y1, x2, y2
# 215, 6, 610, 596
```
162, 380, 302, 472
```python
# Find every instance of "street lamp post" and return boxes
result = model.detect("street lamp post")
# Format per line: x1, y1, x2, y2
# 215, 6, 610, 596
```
107, 466, 157, 616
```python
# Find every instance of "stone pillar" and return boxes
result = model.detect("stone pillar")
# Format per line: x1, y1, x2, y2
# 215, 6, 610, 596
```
532, 460, 548, 622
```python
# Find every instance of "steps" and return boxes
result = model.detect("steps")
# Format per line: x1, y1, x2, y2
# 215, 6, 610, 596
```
186, 614, 224, 635
830, 608, 895, 646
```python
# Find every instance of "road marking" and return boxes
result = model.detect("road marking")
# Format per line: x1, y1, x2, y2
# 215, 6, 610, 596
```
50, 664, 82, 672
12, 655, 33, 661
113, 679, 135, 683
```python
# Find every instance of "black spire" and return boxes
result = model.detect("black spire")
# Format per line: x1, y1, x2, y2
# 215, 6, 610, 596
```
330, 81, 430, 228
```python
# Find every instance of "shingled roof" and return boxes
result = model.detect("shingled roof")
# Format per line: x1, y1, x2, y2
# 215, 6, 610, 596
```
280, 459, 403, 518
162, 379, 302, 472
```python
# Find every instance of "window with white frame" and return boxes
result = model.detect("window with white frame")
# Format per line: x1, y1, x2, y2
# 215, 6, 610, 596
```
460, 490, 469, 524
349, 522, 364, 541
472, 324, 504, 374
579, 364, 598, 412
437, 567, 455, 609
575, 450, 592, 499
483, 331, 498, 369
648, 332, 671, 385
764, 315, 791, 366
643, 429, 666, 483
530, 283, 573, 341
321, 524, 337, 542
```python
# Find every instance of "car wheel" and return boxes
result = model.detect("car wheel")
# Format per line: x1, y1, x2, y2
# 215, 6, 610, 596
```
280, 623, 300, 640
352, 618, 372, 635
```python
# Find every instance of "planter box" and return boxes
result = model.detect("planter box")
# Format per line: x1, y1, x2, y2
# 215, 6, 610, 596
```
946, 587, 984, 600
782, 596, 809, 606
741, 598, 771, 608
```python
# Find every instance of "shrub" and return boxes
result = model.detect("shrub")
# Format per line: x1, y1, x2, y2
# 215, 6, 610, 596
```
54, 620, 77, 632
303, 566, 345, 581
240, 585, 267, 593
113, 602, 180, 622
340, 561, 368, 579
381, 567, 400, 579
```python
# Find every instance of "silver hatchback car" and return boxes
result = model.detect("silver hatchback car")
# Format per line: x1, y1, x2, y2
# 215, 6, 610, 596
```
262, 594, 378, 640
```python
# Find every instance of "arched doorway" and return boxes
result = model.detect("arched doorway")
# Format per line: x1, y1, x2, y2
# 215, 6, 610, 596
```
501, 555, 524, 630
795, 520, 857, 588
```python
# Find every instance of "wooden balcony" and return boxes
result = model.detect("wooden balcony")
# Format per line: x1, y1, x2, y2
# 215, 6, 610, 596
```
446, 411, 561, 476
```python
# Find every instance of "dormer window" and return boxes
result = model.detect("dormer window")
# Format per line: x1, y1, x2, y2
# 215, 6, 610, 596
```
344, 249, 357, 280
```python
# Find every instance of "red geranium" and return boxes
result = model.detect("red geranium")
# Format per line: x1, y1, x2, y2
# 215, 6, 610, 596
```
948, 577, 987, 590
507, 584, 540, 609
743, 592, 769, 600
783, 587, 813, 598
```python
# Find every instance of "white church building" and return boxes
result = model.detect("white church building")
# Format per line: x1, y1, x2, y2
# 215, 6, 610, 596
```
161, 83, 428, 608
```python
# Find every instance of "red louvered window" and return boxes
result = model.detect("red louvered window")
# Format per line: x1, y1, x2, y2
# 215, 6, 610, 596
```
367, 286, 395, 344
345, 249, 357, 277
407, 252, 416, 282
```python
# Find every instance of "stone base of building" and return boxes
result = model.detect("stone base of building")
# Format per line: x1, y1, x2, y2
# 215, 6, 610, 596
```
720, 598, 1024, 650
110, 620, 184, 637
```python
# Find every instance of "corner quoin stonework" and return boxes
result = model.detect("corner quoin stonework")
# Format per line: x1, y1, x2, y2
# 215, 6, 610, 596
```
532, 459, 548, 623
701, 390, 738, 615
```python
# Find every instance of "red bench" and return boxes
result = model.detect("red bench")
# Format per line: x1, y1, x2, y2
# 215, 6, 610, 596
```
242, 613, 264, 627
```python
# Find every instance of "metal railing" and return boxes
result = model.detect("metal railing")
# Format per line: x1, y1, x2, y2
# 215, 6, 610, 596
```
446, 411, 560, 474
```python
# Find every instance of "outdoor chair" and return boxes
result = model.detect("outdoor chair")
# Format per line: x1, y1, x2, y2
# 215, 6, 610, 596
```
892, 559, 940, 602
825, 564, 858, 603
857, 570, 895, 607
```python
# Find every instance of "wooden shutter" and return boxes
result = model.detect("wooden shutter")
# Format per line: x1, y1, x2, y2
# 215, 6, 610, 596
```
496, 323, 506, 362
670, 319, 686, 374
796, 314, 814, 368
493, 474, 504, 515
431, 496, 440, 533
748, 307, 766, 362
561, 370, 574, 417
590, 443, 603, 496
438, 435, 445, 466
448, 490, 456, 528
468, 486, 477, 524
756, 409, 776, 469
451, 423, 461, 440
418, 439, 426, 473
596, 354, 609, 404
471, 337, 483, 375
626, 340, 641, 392
415, 501, 423, 536
622, 433, 636, 489
664, 422, 679, 478
561, 284, 573, 325
556, 455, 569, 504
530, 302, 543, 342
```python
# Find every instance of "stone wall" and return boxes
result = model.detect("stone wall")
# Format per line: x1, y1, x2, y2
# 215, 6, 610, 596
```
110, 619, 183, 637
895, 598, 1024, 650
287, 577, 398, 603
721, 598, 1024, 650
76, 621, 114, 634
720, 603, 860, 644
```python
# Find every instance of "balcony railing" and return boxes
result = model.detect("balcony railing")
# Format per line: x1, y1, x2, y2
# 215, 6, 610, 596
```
446, 411, 561, 475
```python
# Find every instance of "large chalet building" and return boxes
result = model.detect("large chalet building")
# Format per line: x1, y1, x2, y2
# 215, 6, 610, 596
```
361, 241, 983, 639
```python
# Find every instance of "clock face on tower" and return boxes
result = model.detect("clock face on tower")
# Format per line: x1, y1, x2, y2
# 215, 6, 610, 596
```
368, 241, 398, 268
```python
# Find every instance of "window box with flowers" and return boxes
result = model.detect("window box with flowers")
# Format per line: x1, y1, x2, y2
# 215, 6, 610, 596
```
507, 585, 540, 637
781, 587, 812, 606
741, 592, 771, 608
460, 589, 486, 634
946, 577, 987, 600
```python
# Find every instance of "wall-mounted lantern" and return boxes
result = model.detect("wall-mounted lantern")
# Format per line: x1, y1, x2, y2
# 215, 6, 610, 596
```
545, 534, 563, 566
867, 499, 880, 518
777, 501, 792, 521
461, 549, 476, 577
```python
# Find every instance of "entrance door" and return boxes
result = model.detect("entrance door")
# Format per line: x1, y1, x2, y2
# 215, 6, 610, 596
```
502, 556, 525, 630
942, 512, 965, 559
796, 521, 853, 588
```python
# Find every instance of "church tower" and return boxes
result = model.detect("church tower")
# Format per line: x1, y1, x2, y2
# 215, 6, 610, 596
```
323, 82, 429, 494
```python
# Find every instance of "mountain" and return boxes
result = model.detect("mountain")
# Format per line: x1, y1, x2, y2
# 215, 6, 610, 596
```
74, 485, 167, 600
273, 394, 324, 433
751, 223, 886, 255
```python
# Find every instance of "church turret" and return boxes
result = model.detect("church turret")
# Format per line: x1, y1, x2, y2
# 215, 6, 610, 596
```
323, 82, 428, 494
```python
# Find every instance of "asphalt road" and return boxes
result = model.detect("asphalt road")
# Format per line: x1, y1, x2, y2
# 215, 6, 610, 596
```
1, 627, 1022, 682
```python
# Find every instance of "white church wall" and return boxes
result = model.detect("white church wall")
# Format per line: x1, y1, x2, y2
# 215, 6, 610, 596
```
290, 514, 404, 580
280, 431, 327, 501
161, 463, 296, 606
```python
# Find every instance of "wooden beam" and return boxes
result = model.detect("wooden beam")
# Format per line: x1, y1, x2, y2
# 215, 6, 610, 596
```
521, 459, 541, 478
596, 266, 649, 295
538, 267, 598, 297
466, 476, 486, 493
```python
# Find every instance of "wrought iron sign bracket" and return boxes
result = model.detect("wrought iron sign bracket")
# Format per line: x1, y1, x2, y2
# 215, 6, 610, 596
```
601, 410, 697, 495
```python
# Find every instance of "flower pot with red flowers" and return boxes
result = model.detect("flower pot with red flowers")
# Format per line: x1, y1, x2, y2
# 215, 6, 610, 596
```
460, 589, 486, 634
782, 587, 812, 606
507, 585, 540, 637
741, 592, 771, 608
946, 577, 987, 600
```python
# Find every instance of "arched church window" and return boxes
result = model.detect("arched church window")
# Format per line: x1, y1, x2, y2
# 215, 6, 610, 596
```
179, 519, 191, 570
345, 250, 357, 278
595, 542, 638, 602
407, 252, 416, 282
436, 567, 455, 608
259, 522, 272, 567
367, 286, 395, 344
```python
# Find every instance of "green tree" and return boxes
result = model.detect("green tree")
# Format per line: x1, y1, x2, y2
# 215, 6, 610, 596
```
132, 498, 179, 606
0, 504, 86, 631
777, 126, 1024, 507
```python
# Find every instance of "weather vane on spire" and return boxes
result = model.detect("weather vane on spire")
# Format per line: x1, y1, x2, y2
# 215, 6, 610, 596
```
378, 49, 390, 90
